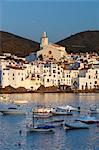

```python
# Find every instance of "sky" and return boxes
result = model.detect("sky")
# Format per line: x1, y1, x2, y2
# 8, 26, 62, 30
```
0, 0, 99, 42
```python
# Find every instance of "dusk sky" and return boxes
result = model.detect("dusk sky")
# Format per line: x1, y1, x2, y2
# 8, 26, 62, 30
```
0, 0, 99, 42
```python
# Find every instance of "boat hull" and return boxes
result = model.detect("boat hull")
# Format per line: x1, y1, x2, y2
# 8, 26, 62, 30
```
33, 108, 52, 113
27, 127, 55, 132
78, 120, 99, 124
0, 110, 26, 115
52, 111, 72, 116
90, 109, 99, 114
64, 125, 89, 130
64, 122, 89, 130
34, 113, 52, 119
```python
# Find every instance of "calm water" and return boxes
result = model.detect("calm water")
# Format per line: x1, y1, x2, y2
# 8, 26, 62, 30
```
0, 93, 99, 150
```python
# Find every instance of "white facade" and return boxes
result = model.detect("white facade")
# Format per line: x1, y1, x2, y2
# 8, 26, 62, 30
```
37, 43, 66, 61
37, 32, 67, 61
72, 68, 99, 90
0, 48, 99, 91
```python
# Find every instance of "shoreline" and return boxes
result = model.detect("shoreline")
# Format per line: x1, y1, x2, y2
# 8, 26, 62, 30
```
0, 86, 99, 94
0, 90, 99, 94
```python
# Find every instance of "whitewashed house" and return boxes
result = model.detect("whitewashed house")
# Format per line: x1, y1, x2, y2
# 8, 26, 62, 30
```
72, 68, 99, 90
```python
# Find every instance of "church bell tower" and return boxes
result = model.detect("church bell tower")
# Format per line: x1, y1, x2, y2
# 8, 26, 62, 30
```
40, 32, 48, 49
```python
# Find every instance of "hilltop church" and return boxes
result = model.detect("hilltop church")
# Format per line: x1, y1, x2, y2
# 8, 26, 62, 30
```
37, 32, 67, 61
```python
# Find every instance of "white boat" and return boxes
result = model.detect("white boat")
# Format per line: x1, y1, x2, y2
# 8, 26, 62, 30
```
27, 112, 55, 132
0, 95, 8, 102
27, 125, 55, 132
34, 113, 52, 119
64, 121, 89, 130
51, 107, 73, 115
76, 115, 99, 124
90, 106, 99, 114
14, 100, 28, 104
57, 105, 79, 112
32, 107, 53, 113
0, 107, 26, 115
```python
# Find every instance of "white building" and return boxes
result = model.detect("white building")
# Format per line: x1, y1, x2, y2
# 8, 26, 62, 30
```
37, 32, 67, 61
72, 68, 99, 90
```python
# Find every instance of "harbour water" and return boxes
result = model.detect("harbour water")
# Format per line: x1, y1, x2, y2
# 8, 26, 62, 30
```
0, 93, 99, 150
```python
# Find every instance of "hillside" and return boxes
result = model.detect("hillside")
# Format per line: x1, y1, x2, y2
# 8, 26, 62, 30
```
0, 30, 99, 57
57, 30, 99, 54
0, 31, 40, 57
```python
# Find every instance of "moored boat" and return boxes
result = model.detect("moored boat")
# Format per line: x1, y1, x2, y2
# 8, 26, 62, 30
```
45, 119, 64, 126
57, 105, 79, 112
51, 107, 73, 115
76, 116, 99, 124
0, 107, 26, 115
64, 121, 89, 130
32, 107, 53, 113
27, 125, 55, 132
90, 106, 99, 114
27, 110, 55, 132
34, 113, 52, 119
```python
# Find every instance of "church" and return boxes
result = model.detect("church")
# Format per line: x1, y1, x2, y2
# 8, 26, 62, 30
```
37, 32, 67, 61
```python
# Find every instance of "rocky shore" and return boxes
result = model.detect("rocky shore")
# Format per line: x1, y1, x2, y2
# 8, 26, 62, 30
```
0, 85, 99, 94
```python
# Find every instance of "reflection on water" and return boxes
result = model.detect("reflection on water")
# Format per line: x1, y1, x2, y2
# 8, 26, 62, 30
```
1, 93, 99, 108
0, 93, 99, 150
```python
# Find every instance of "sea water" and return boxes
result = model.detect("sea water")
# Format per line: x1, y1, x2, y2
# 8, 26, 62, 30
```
0, 93, 99, 150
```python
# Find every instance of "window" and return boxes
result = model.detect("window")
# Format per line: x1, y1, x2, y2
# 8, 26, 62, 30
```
21, 78, 23, 81
37, 75, 40, 78
13, 73, 14, 76
48, 51, 52, 54
53, 70, 56, 73
53, 75, 55, 78
96, 70, 98, 74
94, 81, 97, 84
89, 75, 90, 79
3, 73, 5, 75
47, 79, 49, 82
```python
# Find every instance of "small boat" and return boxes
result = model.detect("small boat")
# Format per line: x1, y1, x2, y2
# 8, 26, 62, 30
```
64, 121, 89, 130
32, 107, 53, 113
45, 119, 64, 126
76, 116, 99, 124
90, 106, 99, 114
27, 125, 55, 132
0, 107, 26, 115
14, 100, 28, 104
0, 95, 8, 102
57, 105, 79, 112
27, 112, 55, 132
52, 107, 73, 116
34, 113, 52, 119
